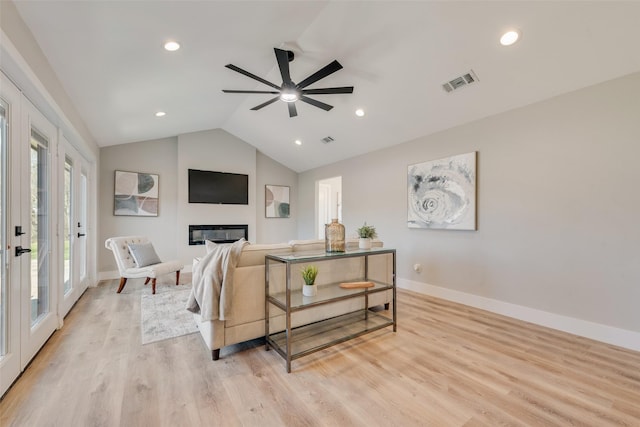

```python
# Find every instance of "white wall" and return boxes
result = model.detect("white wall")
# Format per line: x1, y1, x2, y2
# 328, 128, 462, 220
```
298, 72, 640, 337
0, 1, 97, 160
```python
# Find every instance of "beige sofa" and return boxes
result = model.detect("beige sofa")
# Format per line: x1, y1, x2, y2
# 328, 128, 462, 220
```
192, 239, 393, 360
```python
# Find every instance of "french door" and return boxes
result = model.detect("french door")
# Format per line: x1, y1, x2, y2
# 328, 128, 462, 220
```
59, 138, 89, 317
0, 72, 21, 397
20, 93, 59, 372
1, 72, 60, 396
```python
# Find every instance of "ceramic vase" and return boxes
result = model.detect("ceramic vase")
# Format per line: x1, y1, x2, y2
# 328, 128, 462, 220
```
302, 284, 317, 297
359, 237, 372, 249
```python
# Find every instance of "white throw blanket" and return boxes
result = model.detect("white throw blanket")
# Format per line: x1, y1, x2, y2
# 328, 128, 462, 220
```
186, 239, 248, 321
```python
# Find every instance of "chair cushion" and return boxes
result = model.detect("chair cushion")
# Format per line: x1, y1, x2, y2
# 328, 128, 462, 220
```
128, 242, 161, 267
124, 259, 184, 278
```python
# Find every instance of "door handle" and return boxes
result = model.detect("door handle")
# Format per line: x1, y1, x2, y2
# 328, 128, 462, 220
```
77, 233, 86, 238
15, 246, 32, 257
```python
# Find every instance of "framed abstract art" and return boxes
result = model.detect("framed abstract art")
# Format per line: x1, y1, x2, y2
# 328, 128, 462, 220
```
114, 170, 159, 216
265, 185, 290, 218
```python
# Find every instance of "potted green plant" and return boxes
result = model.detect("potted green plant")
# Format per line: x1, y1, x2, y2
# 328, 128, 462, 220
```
301, 265, 319, 296
356, 222, 377, 249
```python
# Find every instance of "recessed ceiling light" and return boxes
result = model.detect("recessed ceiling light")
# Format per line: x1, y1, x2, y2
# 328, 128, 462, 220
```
500, 30, 520, 46
164, 41, 180, 51
355, 109, 365, 117
155, 111, 166, 117
294, 139, 302, 146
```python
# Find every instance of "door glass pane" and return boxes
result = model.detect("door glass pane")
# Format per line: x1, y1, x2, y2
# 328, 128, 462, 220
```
79, 172, 87, 280
30, 129, 50, 325
63, 157, 72, 295
0, 100, 8, 357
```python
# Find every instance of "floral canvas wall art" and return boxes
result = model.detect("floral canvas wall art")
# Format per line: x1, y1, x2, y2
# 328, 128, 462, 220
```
407, 152, 476, 230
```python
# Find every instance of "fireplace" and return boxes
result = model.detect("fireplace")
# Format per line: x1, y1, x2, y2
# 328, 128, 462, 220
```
189, 224, 248, 245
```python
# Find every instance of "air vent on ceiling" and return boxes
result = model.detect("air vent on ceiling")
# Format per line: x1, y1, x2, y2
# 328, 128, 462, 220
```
321, 136, 335, 144
442, 70, 478, 93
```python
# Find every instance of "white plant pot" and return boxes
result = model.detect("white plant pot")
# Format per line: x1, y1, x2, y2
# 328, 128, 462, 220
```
359, 237, 372, 249
302, 284, 317, 297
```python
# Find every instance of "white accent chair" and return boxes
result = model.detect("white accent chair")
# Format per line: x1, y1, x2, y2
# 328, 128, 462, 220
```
105, 236, 184, 294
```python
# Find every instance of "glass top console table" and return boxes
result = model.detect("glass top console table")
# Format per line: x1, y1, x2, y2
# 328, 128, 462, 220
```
265, 247, 396, 372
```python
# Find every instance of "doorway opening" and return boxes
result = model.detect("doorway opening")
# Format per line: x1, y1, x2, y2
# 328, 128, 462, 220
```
316, 176, 342, 239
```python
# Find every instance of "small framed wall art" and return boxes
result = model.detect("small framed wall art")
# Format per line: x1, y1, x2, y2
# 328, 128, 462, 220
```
265, 185, 290, 218
114, 170, 159, 216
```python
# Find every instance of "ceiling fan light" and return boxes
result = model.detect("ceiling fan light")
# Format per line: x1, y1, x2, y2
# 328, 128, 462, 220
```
280, 90, 299, 103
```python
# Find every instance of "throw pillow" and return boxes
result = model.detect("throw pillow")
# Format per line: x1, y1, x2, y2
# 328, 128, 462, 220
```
205, 240, 217, 254
205, 238, 247, 254
128, 242, 162, 267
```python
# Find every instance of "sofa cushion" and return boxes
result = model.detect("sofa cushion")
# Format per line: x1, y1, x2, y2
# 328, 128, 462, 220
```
289, 239, 326, 253
237, 243, 292, 267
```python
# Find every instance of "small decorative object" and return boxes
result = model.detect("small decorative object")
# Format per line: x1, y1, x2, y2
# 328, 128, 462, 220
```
325, 218, 345, 253
301, 265, 318, 296
114, 170, 159, 216
408, 151, 477, 230
265, 185, 290, 218
339, 281, 374, 289
356, 222, 377, 249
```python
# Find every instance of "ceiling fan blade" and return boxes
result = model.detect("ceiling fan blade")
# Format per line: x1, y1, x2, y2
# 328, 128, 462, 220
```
225, 64, 280, 90
274, 48, 293, 86
250, 96, 280, 111
301, 87, 354, 95
288, 102, 298, 118
222, 90, 280, 94
299, 95, 333, 111
296, 60, 343, 89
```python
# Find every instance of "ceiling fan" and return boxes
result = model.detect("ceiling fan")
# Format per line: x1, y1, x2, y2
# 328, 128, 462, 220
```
222, 48, 354, 118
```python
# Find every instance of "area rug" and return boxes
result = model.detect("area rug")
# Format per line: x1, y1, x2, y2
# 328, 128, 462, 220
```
140, 287, 198, 344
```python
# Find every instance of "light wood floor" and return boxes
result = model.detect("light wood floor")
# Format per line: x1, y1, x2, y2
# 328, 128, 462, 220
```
1, 278, 639, 426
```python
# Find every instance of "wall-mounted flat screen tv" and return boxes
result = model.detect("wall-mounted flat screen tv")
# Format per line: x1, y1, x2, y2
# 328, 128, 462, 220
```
188, 169, 249, 205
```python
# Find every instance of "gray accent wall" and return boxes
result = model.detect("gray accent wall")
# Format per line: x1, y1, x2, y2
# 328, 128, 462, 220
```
256, 151, 298, 244
98, 129, 298, 273
298, 71, 640, 333
99, 137, 179, 272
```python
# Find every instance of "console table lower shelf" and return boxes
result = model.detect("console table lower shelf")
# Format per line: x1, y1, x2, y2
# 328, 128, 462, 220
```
266, 310, 394, 371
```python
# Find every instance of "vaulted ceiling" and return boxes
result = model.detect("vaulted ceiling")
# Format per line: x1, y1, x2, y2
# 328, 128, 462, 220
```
12, 1, 640, 172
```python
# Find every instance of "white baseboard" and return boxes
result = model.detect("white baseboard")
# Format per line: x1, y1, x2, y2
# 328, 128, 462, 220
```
397, 278, 640, 352
98, 270, 119, 281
